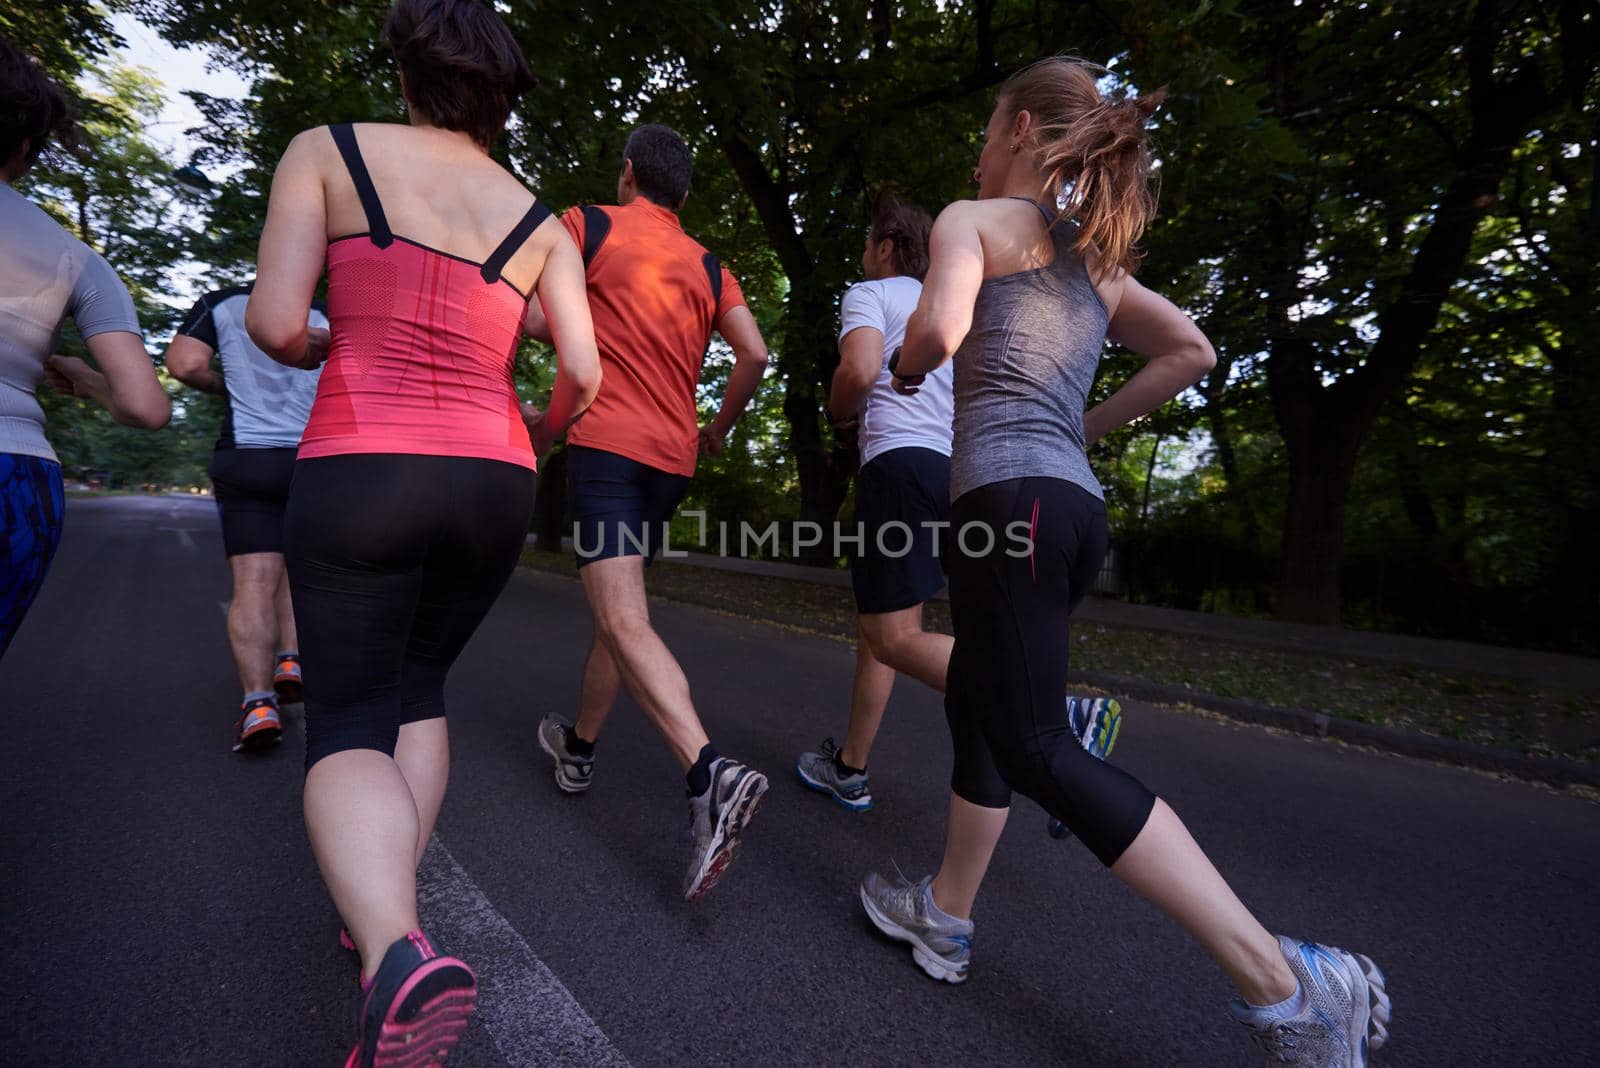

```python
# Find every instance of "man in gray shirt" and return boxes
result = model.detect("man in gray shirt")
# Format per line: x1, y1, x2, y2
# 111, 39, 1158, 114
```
166, 281, 327, 752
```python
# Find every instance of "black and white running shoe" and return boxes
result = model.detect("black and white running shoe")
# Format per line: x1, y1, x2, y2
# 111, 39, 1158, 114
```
537, 714, 594, 794
683, 757, 768, 901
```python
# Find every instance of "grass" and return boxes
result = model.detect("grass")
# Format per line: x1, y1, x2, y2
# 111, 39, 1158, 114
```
519, 548, 1600, 763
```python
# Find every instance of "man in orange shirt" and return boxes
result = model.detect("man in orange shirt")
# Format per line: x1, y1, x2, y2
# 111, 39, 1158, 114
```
526, 125, 770, 901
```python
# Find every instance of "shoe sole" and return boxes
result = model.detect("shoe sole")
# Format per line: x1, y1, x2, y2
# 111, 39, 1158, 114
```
858, 885, 968, 985
536, 726, 591, 794
345, 957, 477, 1068
1350, 950, 1391, 1059
795, 760, 872, 812
273, 679, 303, 705
684, 771, 768, 901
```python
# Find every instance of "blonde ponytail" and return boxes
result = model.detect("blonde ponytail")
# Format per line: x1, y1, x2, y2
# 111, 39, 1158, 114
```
1000, 56, 1164, 279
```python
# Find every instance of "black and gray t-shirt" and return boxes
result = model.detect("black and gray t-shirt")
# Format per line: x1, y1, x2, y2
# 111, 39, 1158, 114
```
175, 283, 326, 450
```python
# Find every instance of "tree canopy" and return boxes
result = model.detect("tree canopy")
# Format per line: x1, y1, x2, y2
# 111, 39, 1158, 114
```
9, 0, 1596, 652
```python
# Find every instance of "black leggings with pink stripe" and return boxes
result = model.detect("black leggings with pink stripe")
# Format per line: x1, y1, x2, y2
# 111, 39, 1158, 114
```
943, 476, 1156, 866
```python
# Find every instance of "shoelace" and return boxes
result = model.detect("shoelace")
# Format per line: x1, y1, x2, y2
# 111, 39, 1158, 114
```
1248, 1023, 1303, 1063
879, 863, 931, 920
818, 736, 840, 759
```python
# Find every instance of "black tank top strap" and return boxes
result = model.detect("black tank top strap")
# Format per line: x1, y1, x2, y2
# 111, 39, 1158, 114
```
329, 123, 392, 248
1004, 194, 1058, 228
481, 199, 552, 286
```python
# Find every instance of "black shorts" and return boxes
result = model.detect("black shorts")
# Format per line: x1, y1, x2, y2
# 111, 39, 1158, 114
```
285, 454, 535, 767
567, 445, 691, 569
210, 447, 298, 557
850, 447, 951, 614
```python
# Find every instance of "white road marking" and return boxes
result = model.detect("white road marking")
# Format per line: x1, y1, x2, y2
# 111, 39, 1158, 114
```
417, 837, 631, 1068
158, 526, 197, 550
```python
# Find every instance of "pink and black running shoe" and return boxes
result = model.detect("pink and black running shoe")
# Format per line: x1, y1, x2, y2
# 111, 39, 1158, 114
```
345, 929, 476, 1068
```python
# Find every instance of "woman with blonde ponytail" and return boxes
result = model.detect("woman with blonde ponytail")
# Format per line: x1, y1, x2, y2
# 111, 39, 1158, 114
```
857, 57, 1391, 1067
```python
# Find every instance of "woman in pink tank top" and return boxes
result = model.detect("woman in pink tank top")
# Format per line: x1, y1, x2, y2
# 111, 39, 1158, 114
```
245, 3, 599, 1063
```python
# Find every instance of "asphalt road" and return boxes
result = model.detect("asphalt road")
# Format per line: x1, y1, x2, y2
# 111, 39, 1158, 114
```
1, 495, 1595, 1066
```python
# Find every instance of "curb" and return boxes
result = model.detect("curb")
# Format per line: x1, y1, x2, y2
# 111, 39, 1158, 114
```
1073, 670, 1600, 789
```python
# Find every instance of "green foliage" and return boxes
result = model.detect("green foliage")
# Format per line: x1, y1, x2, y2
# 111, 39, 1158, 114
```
18, 0, 1591, 649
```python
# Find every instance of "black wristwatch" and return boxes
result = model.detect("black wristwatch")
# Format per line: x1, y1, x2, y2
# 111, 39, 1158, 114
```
888, 345, 905, 378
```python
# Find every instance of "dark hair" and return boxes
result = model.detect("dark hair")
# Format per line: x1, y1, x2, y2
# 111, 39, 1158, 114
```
868, 191, 933, 281
383, 0, 533, 149
1000, 56, 1163, 278
623, 124, 693, 209
0, 35, 77, 171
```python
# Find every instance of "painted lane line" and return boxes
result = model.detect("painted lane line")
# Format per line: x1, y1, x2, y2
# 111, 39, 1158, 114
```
417, 837, 632, 1068
157, 526, 197, 550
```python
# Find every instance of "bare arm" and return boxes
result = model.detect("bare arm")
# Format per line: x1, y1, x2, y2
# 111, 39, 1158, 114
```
898, 202, 984, 377
701, 304, 768, 454
523, 226, 601, 452
44, 332, 171, 429
827, 326, 883, 425
247, 130, 328, 367
1082, 275, 1216, 444
523, 296, 553, 344
164, 334, 225, 395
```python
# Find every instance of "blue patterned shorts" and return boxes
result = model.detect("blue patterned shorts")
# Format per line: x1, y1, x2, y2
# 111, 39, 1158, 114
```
1, 453, 65, 660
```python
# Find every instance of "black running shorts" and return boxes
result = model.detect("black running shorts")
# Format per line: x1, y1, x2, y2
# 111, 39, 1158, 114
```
566, 445, 692, 569
849, 446, 951, 615
209, 447, 298, 557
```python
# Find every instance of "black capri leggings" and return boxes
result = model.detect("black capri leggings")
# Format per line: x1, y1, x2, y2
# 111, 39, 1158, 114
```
944, 477, 1156, 867
285, 454, 535, 768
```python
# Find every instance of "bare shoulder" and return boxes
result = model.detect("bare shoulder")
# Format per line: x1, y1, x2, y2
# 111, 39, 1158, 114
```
282, 125, 333, 159
280, 124, 353, 174
1081, 248, 1130, 314
933, 199, 984, 228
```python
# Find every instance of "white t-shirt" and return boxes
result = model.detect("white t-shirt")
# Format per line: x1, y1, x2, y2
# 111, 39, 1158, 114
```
838, 275, 954, 465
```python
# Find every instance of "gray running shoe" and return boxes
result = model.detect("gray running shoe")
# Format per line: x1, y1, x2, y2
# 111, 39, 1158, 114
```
537, 715, 593, 794
859, 871, 972, 984
684, 757, 768, 901
1231, 935, 1392, 1066
796, 737, 872, 812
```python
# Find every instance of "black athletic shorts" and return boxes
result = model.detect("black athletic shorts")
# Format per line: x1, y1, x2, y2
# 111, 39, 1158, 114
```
209, 447, 298, 557
850, 446, 951, 615
567, 445, 691, 569
285, 453, 535, 767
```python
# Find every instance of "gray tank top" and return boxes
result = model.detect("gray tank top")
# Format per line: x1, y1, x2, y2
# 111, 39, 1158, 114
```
948, 198, 1109, 502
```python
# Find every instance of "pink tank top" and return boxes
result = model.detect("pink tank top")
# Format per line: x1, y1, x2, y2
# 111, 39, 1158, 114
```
297, 124, 547, 470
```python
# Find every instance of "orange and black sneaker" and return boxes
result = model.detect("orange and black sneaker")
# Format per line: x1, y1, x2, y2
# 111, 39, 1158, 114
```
233, 696, 282, 753
273, 653, 304, 705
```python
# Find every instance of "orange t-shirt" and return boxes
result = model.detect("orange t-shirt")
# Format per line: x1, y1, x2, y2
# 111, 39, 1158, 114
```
562, 200, 744, 477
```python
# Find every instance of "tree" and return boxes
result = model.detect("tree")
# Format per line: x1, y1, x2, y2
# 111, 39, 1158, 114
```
135, 0, 1599, 648
1123, 0, 1595, 623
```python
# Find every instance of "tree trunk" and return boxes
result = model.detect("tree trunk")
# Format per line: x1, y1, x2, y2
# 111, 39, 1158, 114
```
1274, 413, 1360, 624
1268, 1, 1550, 623
1198, 358, 1253, 532
782, 275, 855, 558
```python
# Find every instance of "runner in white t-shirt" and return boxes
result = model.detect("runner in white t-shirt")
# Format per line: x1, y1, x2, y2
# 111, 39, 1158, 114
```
797, 193, 1125, 816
